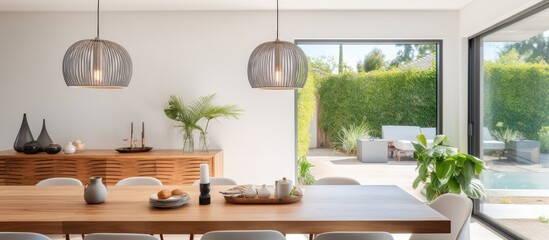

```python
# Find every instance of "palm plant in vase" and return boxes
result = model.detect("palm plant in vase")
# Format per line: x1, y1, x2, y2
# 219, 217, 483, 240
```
164, 94, 241, 152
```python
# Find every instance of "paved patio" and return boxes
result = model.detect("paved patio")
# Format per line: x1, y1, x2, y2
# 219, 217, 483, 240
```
306, 148, 504, 240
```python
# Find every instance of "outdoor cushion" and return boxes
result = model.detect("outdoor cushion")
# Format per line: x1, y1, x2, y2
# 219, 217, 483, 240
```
382, 125, 421, 141
394, 139, 434, 151
420, 127, 437, 139
483, 127, 505, 150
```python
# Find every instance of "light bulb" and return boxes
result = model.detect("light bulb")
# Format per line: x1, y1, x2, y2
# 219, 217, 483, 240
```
275, 69, 281, 83
93, 69, 102, 83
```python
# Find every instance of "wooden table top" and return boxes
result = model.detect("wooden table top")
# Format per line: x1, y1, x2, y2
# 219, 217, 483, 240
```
0, 185, 450, 234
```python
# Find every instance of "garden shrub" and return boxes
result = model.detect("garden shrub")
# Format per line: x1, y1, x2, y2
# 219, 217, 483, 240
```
538, 126, 549, 153
297, 68, 318, 158
484, 63, 549, 140
318, 68, 436, 140
332, 123, 370, 154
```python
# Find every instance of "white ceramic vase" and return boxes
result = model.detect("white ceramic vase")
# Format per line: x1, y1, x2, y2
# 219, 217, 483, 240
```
84, 176, 108, 204
63, 142, 76, 154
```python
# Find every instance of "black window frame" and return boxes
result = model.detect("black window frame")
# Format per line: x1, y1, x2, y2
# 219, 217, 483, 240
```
468, 1, 549, 239
294, 39, 444, 180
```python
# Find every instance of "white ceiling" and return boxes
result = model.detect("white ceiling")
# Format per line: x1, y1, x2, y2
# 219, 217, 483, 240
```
484, 7, 549, 42
0, 0, 473, 11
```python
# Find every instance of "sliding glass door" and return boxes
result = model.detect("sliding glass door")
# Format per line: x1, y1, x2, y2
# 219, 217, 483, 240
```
469, 3, 549, 239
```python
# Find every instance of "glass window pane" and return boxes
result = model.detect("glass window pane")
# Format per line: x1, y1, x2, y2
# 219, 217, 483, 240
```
480, 7, 549, 240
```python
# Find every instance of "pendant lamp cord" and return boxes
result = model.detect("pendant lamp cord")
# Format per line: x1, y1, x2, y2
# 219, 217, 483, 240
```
276, 0, 279, 40
96, 0, 100, 38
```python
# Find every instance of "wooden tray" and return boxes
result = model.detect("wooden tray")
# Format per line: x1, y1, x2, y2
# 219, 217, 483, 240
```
223, 195, 302, 204
115, 147, 153, 153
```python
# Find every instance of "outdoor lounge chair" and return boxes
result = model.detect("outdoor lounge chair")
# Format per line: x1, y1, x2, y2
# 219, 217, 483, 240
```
420, 127, 437, 139
483, 127, 505, 151
382, 125, 421, 161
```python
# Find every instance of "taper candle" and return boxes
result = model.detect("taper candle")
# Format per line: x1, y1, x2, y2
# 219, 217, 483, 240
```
200, 163, 210, 184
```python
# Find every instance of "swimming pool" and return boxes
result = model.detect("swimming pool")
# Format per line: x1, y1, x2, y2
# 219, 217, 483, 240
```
482, 172, 549, 189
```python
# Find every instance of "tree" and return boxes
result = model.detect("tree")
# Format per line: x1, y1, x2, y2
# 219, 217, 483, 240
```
362, 48, 386, 72
356, 61, 364, 73
500, 33, 549, 63
416, 44, 437, 59
389, 44, 437, 68
389, 45, 415, 67
496, 48, 522, 64
309, 56, 337, 75
338, 44, 344, 73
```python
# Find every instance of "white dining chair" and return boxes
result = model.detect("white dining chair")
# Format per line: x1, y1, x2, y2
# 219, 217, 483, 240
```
36, 178, 84, 240
192, 177, 238, 186
314, 232, 394, 240
314, 177, 360, 185
409, 194, 473, 240
116, 177, 163, 186
0, 232, 51, 240
84, 233, 159, 240
201, 230, 286, 240
191, 177, 238, 240
114, 177, 164, 240
36, 177, 83, 186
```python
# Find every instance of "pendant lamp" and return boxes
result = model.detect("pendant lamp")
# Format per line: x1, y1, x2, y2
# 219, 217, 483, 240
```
62, 0, 132, 89
247, 0, 308, 90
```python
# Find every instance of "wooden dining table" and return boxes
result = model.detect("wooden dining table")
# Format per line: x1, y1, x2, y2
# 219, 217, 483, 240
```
0, 185, 450, 235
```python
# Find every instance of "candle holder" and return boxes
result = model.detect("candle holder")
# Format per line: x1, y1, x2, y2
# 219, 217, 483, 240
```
199, 183, 211, 205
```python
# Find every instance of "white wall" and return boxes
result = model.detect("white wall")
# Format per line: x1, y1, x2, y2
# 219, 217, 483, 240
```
0, 10, 459, 184
456, 0, 543, 151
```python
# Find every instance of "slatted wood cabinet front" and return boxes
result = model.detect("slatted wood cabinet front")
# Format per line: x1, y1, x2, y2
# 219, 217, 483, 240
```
0, 150, 223, 185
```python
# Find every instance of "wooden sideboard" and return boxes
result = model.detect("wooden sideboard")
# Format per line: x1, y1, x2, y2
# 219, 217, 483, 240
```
0, 150, 223, 185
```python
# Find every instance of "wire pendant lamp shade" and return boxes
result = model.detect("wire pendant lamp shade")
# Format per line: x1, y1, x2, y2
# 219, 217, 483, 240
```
247, 0, 308, 90
62, 0, 132, 89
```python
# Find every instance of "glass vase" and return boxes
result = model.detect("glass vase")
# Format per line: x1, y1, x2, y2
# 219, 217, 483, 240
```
183, 130, 194, 152
199, 132, 209, 152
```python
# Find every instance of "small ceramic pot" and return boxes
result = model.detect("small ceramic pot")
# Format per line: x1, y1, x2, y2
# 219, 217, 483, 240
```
45, 143, 62, 154
63, 142, 76, 154
73, 140, 85, 151
257, 184, 271, 198
23, 141, 41, 154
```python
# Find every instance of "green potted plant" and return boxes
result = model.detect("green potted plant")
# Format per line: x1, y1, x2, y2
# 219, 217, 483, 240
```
412, 134, 487, 201
164, 94, 241, 152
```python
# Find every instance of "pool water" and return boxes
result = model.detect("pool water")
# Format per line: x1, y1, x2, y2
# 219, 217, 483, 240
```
482, 172, 549, 189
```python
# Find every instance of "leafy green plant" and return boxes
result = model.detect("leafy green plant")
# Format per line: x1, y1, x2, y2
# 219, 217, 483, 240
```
539, 215, 549, 223
298, 156, 316, 185
333, 123, 370, 155
538, 126, 549, 153
491, 122, 520, 144
412, 134, 487, 202
164, 94, 241, 151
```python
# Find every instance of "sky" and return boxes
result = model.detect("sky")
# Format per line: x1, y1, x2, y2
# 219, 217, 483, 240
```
298, 42, 506, 73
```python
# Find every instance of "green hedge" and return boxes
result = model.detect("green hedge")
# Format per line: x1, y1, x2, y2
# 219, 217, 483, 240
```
318, 68, 436, 140
484, 63, 549, 140
297, 69, 318, 158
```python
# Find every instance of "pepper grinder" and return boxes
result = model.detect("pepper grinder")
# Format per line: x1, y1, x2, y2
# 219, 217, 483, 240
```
199, 163, 211, 205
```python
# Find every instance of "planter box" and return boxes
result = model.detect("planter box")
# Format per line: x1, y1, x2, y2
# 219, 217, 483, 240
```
357, 139, 388, 163
507, 140, 540, 164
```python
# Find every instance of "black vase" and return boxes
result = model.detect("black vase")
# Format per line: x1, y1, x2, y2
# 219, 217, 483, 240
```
36, 119, 53, 152
23, 141, 41, 154
45, 143, 62, 154
13, 113, 34, 152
